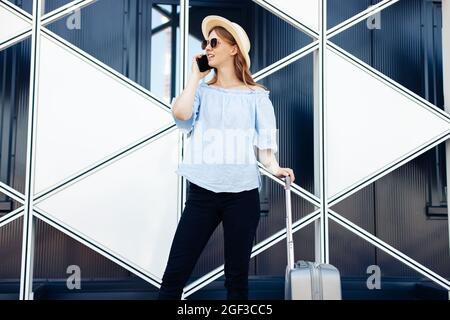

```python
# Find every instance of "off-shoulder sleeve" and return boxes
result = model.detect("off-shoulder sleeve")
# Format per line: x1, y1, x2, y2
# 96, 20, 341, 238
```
171, 85, 201, 136
253, 93, 278, 153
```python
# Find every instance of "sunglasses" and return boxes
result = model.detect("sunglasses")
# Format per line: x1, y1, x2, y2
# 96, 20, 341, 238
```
201, 38, 220, 50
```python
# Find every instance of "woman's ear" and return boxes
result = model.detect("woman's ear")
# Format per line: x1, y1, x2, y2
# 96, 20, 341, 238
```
230, 44, 238, 56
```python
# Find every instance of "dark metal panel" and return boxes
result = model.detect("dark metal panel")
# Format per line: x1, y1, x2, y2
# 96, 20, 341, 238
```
376, 148, 450, 277
6, 0, 32, 14
11, 38, 31, 196
327, 0, 373, 29
46, 0, 126, 76
0, 217, 22, 279
373, 0, 424, 97
330, 186, 377, 276
0, 38, 30, 195
44, 0, 76, 14
32, 219, 129, 282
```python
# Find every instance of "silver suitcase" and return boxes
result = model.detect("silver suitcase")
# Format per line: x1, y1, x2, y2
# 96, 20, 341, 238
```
283, 176, 342, 300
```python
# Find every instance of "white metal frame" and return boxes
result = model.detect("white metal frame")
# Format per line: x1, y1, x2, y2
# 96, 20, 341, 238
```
318, 0, 329, 265
442, 0, 450, 300
0, 0, 448, 300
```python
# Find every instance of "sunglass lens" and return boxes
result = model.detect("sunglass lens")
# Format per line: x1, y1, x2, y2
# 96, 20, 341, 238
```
201, 38, 218, 50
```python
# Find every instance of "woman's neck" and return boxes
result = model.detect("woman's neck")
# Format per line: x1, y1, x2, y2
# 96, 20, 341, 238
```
215, 64, 243, 88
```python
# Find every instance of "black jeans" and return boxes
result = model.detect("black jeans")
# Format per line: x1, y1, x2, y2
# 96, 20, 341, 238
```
158, 181, 261, 300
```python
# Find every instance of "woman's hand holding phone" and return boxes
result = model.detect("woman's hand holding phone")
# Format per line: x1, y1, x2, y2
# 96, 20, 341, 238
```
173, 54, 211, 120
192, 54, 212, 80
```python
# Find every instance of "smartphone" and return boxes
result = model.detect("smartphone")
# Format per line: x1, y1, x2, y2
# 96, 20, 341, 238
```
196, 54, 213, 72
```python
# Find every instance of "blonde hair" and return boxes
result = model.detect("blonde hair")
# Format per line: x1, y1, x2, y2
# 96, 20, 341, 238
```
206, 26, 268, 91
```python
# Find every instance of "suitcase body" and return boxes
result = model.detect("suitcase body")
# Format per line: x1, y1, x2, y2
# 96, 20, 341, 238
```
285, 260, 342, 300
283, 176, 342, 300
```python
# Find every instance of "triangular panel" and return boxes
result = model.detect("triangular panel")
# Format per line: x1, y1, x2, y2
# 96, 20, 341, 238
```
35, 130, 180, 280
326, 47, 450, 199
35, 33, 173, 194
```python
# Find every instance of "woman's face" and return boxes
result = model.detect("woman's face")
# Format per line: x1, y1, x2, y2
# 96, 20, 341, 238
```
204, 29, 237, 69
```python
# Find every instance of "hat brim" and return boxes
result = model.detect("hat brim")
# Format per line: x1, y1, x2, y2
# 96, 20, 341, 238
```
201, 15, 251, 68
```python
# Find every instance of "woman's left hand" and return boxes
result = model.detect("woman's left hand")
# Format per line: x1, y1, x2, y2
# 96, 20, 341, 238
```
273, 167, 295, 187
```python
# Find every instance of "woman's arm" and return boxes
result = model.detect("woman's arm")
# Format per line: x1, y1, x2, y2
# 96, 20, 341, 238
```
257, 148, 280, 174
172, 75, 200, 121
257, 148, 296, 185
172, 55, 211, 121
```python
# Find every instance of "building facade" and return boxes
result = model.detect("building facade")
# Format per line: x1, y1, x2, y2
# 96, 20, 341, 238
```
0, 0, 449, 300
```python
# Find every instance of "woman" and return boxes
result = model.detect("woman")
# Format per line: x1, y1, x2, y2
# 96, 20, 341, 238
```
158, 15, 295, 300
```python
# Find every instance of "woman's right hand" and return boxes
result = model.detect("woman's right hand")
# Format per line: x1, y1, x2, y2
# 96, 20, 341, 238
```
192, 54, 212, 80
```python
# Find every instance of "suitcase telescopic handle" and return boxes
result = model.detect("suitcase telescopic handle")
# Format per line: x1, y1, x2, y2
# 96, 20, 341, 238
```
285, 175, 291, 189
284, 176, 295, 270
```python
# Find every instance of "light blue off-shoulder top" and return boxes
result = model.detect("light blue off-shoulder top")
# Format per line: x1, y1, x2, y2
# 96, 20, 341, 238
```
171, 80, 278, 193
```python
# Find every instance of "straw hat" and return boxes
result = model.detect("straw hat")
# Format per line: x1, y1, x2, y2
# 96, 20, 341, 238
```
201, 15, 251, 68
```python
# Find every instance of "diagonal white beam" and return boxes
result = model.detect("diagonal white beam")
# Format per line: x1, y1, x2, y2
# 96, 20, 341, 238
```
0, 30, 31, 51
0, 207, 24, 228
327, 0, 400, 39
0, 182, 25, 203
41, 0, 97, 26
258, 162, 321, 208
253, 40, 319, 81
0, 0, 32, 21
